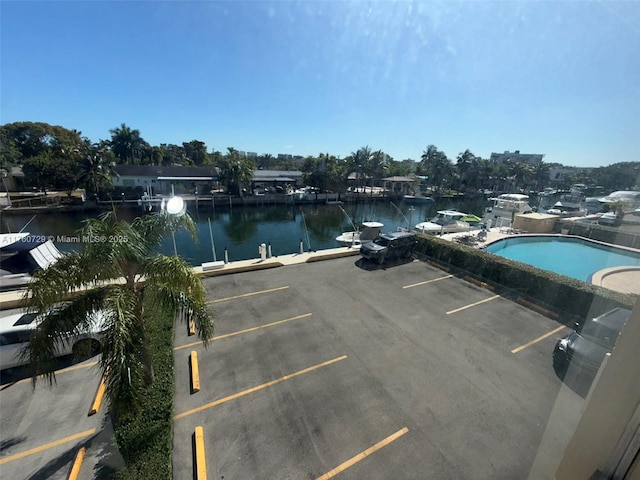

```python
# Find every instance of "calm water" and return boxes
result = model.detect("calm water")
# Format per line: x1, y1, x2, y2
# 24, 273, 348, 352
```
485, 236, 640, 282
1, 198, 487, 265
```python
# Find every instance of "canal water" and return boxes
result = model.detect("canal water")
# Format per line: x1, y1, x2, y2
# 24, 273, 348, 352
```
1, 197, 488, 265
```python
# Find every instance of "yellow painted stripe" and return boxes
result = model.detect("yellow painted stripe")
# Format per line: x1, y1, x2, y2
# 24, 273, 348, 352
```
191, 351, 200, 393
194, 426, 207, 480
0, 361, 99, 390
446, 295, 500, 315
88, 374, 107, 416
174, 313, 312, 351
511, 325, 567, 354
207, 285, 289, 304
175, 355, 347, 420
403, 275, 454, 289
316, 427, 409, 480
68, 447, 86, 480
0, 429, 96, 465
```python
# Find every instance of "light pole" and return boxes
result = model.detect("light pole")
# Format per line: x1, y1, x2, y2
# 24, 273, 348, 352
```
163, 194, 186, 256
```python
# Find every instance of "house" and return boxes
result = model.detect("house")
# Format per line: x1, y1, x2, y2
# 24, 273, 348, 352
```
111, 165, 218, 195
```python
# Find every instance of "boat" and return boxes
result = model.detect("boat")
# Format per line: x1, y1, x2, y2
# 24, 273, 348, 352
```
545, 200, 587, 218
483, 193, 533, 228
0, 233, 63, 291
335, 221, 384, 247
403, 194, 434, 203
415, 210, 475, 235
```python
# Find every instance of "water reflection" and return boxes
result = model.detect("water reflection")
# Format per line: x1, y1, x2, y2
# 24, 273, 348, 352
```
1, 198, 489, 264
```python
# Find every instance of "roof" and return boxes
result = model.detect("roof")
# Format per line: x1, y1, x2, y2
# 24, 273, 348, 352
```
382, 176, 415, 182
252, 170, 303, 180
113, 165, 217, 178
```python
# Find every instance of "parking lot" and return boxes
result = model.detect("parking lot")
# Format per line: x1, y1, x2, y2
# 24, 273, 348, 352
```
172, 256, 584, 479
0, 354, 122, 479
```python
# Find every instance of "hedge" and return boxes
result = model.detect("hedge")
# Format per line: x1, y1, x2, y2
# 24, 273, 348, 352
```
111, 310, 176, 480
414, 234, 638, 324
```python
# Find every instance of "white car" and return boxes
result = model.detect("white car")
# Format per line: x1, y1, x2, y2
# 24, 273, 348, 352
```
0, 310, 105, 371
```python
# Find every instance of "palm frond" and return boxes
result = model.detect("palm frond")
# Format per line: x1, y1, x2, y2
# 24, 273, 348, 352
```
99, 286, 146, 417
142, 254, 214, 344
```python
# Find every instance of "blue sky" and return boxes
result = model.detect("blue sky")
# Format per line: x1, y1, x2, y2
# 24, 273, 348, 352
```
1, 1, 638, 167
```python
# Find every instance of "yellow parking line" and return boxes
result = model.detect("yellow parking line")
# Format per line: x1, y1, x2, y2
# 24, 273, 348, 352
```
316, 427, 409, 480
175, 355, 347, 420
511, 325, 567, 354
0, 429, 96, 465
174, 313, 312, 351
0, 361, 99, 390
207, 285, 289, 304
403, 275, 454, 289
446, 295, 500, 314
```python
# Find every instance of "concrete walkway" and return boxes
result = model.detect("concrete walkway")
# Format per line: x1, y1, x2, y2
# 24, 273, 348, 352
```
0, 247, 361, 310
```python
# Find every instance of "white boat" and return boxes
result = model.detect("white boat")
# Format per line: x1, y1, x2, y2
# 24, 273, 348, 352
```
335, 221, 384, 247
0, 233, 63, 291
403, 194, 434, 203
545, 200, 587, 218
484, 193, 533, 228
415, 210, 474, 235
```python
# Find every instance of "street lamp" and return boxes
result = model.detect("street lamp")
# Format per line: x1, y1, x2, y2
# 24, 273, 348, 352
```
162, 193, 186, 256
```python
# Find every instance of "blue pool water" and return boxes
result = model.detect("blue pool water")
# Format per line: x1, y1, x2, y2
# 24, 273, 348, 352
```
484, 236, 640, 282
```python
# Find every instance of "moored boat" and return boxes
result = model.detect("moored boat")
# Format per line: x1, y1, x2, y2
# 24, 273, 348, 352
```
415, 210, 475, 235
335, 221, 384, 247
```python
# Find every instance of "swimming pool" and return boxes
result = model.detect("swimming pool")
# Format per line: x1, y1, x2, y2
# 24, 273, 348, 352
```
484, 235, 640, 282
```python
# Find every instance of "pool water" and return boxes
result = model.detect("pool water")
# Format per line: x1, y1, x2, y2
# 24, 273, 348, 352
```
484, 236, 640, 282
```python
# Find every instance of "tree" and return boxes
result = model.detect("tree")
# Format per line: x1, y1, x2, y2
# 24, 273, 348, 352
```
216, 148, 255, 195
182, 140, 209, 166
109, 123, 150, 164
456, 149, 479, 191
77, 141, 116, 199
420, 145, 452, 192
257, 153, 274, 170
22, 211, 214, 418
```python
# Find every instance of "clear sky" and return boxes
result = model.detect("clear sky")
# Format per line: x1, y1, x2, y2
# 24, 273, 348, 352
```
1, 1, 638, 167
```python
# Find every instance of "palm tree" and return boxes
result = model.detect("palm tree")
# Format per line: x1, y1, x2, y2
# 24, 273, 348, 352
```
22, 211, 214, 418
109, 123, 149, 164
420, 145, 452, 193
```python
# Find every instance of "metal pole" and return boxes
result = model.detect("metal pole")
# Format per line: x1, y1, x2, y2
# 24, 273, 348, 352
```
208, 218, 217, 261
224, 246, 229, 264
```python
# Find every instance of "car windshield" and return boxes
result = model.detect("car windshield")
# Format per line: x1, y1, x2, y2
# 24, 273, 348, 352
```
374, 237, 390, 246
579, 322, 620, 349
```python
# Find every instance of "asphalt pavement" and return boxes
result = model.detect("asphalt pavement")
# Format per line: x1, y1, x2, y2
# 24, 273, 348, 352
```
172, 255, 585, 479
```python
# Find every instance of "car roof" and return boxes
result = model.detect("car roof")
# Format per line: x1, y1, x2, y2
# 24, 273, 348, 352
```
380, 231, 415, 240
592, 307, 632, 331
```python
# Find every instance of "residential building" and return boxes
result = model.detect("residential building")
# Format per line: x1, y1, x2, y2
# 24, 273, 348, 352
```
490, 150, 544, 165
111, 165, 218, 195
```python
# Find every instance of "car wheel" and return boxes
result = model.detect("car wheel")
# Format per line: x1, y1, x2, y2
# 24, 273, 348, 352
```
72, 339, 101, 361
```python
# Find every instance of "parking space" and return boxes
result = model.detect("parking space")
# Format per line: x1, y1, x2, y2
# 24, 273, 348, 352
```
173, 256, 578, 479
0, 358, 119, 480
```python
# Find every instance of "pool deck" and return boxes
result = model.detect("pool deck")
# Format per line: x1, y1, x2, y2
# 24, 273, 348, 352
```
440, 228, 640, 296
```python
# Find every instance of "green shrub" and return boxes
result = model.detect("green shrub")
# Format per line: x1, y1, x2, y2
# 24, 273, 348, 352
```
414, 234, 637, 322
111, 311, 175, 479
